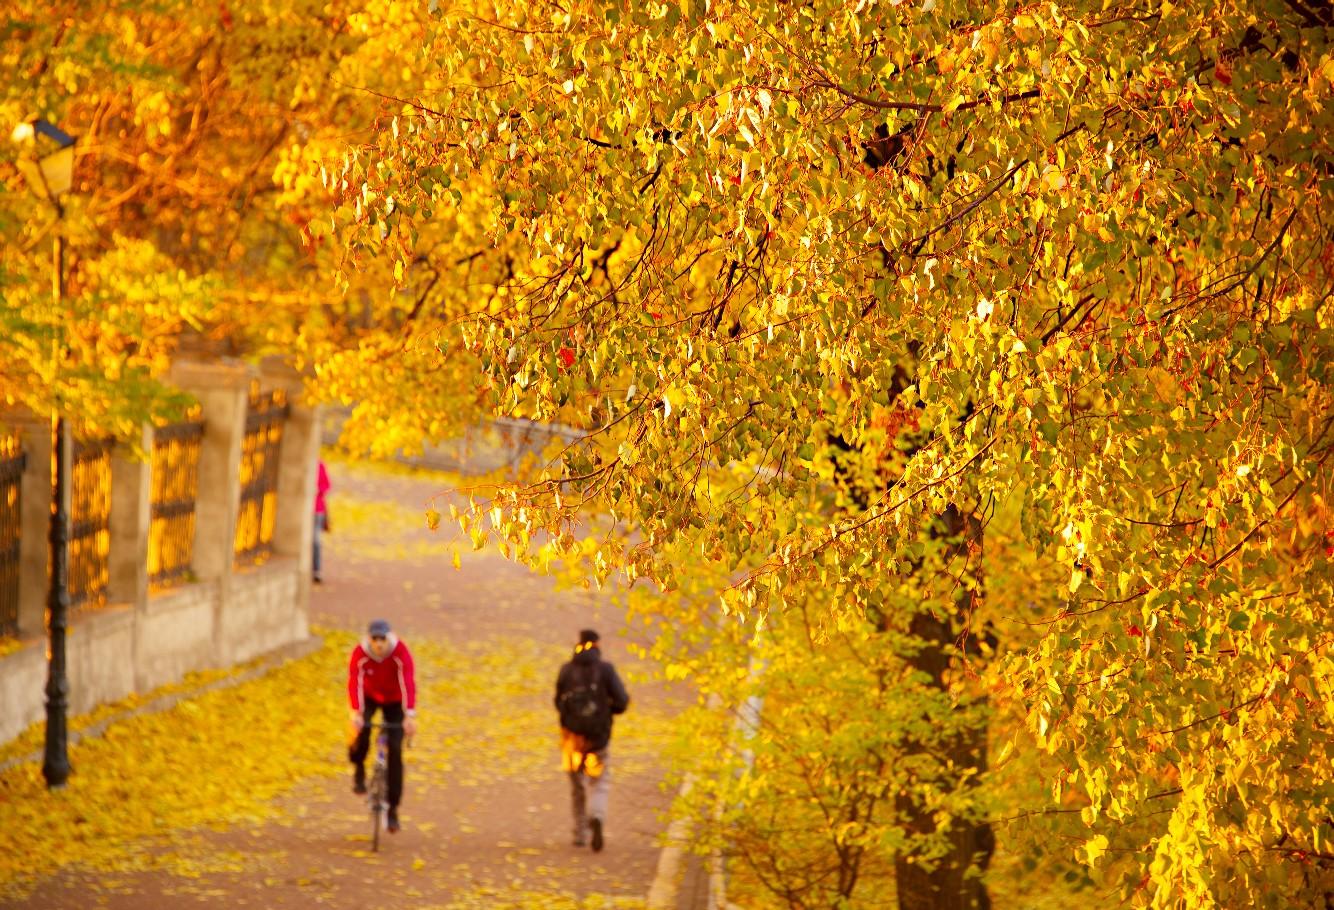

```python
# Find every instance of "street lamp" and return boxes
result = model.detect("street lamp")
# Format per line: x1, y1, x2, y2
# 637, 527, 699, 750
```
11, 119, 75, 202
11, 116, 76, 789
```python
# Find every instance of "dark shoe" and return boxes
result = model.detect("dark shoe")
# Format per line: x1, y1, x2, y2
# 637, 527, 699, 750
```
313, 575, 323, 584
387, 808, 400, 833
352, 766, 366, 795
590, 817, 603, 852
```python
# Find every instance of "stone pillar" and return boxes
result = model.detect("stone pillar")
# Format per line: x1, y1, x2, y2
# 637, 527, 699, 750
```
108, 426, 152, 610
12, 413, 52, 640
169, 360, 251, 658
170, 361, 249, 582
260, 356, 319, 637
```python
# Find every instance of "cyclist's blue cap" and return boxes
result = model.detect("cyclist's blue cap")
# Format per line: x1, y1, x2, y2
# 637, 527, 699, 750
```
368, 619, 391, 637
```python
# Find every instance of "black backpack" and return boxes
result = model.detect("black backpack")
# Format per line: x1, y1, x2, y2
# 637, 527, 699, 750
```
558, 662, 612, 743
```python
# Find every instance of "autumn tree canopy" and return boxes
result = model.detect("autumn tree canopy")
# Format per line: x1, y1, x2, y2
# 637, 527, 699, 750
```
321, 1, 1334, 907
1, 2, 318, 428
0, 2, 481, 437
5, 0, 1332, 906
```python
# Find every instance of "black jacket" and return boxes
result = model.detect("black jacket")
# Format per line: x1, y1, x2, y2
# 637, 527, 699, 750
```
554, 645, 630, 751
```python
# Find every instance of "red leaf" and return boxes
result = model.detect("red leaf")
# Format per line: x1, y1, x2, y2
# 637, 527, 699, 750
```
558, 346, 575, 368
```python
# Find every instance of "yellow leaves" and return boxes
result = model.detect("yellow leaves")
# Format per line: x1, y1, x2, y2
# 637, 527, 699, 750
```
0, 631, 350, 893
62, 0, 1324, 903
1012, 12, 1037, 33
1068, 566, 1085, 594
470, 527, 489, 551
1039, 164, 1068, 193
661, 385, 687, 420
3, 596, 672, 899
664, 662, 691, 681
1080, 834, 1109, 866
1080, 209, 1115, 242
133, 90, 174, 138
756, 88, 772, 117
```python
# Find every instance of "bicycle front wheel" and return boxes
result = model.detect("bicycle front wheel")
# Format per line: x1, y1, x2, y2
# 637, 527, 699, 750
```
371, 799, 381, 852
369, 766, 388, 851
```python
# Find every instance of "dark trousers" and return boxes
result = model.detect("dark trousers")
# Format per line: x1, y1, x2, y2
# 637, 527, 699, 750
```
313, 512, 327, 577
349, 699, 405, 808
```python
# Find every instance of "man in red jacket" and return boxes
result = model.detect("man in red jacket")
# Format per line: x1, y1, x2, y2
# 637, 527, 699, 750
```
348, 619, 417, 833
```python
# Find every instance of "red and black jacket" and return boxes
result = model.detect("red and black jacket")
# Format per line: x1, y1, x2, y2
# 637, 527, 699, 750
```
348, 634, 417, 714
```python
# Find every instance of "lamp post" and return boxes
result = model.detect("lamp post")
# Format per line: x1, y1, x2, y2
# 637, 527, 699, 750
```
11, 117, 76, 789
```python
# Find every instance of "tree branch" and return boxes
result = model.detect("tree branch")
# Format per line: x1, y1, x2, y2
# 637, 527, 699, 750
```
816, 77, 1040, 115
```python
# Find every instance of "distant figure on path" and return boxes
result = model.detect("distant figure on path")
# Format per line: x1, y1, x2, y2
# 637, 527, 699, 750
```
554, 628, 630, 852
348, 619, 418, 833
313, 459, 330, 583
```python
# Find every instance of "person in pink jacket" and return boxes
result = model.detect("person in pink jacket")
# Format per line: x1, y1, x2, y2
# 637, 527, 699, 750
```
313, 460, 330, 583
347, 619, 417, 832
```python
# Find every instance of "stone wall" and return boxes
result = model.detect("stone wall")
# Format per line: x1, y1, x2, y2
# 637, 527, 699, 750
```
0, 358, 320, 748
134, 580, 219, 692
220, 559, 306, 665
0, 644, 46, 745
0, 560, 304, 744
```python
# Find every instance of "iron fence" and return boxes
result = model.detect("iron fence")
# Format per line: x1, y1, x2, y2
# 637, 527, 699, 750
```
149, 415, 205, 589
70, 436, 113, 610
234, 386, 288, 566
0, 436, 24, 636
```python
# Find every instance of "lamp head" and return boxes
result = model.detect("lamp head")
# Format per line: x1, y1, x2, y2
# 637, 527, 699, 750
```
11, 117, 75, 199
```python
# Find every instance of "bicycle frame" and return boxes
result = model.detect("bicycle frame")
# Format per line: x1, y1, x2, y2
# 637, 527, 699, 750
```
364, 721, 403, 852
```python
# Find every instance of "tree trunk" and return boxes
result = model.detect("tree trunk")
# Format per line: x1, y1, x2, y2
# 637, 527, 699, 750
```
894, 506, 995, 910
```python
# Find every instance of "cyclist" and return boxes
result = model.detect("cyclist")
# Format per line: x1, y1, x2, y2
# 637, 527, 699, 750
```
348, 619, 417, 833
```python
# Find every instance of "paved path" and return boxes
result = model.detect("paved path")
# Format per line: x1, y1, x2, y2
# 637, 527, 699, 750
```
5, 463, 682, 908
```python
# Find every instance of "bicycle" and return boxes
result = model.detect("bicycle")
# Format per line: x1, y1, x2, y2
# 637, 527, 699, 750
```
364, 721, 403, 851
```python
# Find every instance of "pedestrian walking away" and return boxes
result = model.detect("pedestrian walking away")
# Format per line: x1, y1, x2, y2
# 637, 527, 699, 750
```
348, 619, 417, 833
554, 628, 629, 852
313, 459, 331, 583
